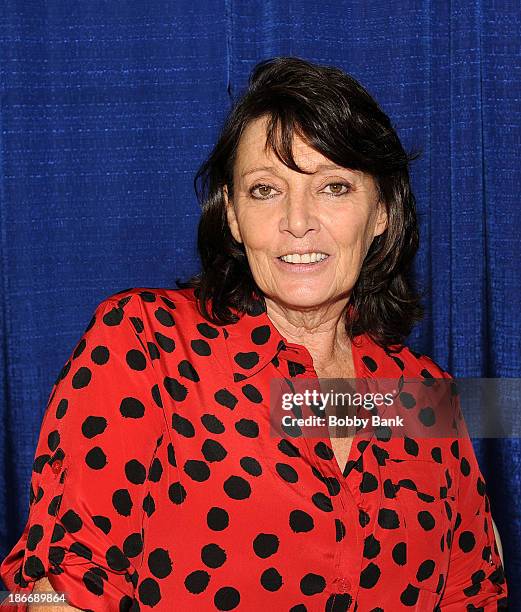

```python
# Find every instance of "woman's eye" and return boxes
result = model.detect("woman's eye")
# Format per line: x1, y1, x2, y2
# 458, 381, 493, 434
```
249, 183, 277, 199
323, 182, 351, 196
249, 181, 351, 200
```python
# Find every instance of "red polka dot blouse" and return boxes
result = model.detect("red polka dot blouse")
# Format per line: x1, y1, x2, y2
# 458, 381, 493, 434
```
0, 287, 508, 611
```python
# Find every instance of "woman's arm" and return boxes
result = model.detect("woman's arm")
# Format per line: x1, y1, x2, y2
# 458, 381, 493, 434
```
0, 292, 166, 610
492, 518, 504, 567
438, 433, 508, 609
28, 577, 81, 612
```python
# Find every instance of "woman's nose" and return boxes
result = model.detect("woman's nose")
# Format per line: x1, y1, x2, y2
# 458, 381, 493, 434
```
281, 193, 319, 237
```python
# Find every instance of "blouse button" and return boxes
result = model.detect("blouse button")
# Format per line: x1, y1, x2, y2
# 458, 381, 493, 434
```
51, 460, 63, 475
335, 577, 351, 593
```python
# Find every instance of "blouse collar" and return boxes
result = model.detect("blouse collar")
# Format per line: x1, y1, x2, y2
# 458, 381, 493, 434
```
221, 294, 403, 382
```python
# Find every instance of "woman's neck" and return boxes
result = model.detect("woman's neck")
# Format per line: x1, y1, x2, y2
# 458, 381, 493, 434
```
264, 296, 352, 368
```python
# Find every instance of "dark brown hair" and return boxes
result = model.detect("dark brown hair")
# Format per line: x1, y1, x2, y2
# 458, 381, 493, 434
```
176, 56, 424, 349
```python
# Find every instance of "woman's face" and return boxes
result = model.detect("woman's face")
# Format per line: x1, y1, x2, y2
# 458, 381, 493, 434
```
224, 116, 388, 310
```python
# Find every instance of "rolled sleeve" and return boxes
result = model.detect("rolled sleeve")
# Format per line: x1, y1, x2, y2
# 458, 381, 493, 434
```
1, 293, 165, 611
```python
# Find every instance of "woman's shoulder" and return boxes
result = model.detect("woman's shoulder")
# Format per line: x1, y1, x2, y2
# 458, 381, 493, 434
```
101, 285, 197, 310
387, 341, 454, 381
96, 286, 226, 374
100, 286, 201, 327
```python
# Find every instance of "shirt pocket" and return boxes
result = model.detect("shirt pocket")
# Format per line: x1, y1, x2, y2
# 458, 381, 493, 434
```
386, 457, 455, 597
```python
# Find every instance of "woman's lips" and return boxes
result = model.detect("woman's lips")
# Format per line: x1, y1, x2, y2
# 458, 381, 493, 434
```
275, 254, 331, 272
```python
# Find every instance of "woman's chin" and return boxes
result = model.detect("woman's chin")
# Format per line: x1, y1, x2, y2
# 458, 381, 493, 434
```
270, 289, 334, 309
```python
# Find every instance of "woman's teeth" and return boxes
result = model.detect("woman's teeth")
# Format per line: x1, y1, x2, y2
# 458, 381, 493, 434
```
278, 252, 329, 264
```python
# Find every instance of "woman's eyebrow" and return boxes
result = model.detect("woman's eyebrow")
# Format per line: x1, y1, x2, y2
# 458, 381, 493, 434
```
241, 163, 355, 178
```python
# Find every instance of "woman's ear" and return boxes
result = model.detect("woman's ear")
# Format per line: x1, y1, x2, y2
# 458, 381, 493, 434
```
223, 184, 243, 244
373, 200, 388, 238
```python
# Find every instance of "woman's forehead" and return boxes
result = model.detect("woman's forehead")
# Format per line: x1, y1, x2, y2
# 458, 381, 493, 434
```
236, 119, 343, 176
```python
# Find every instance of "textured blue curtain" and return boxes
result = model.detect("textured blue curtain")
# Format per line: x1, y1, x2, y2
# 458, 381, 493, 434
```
1, 0, 519, 605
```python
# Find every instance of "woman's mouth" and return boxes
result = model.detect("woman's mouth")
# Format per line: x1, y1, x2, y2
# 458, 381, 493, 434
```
275, 252, 331, 272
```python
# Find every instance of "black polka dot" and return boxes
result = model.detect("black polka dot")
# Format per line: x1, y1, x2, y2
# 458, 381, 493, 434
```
92, 515, 111, 535
125, 459, 147, 484
289, 510, 314, 533
164, 377, 188, 401
81, 416, 107, 438
91, 345, 109, 365
458, 530, 476, 553
235, 419, 259, 438
197, 322, 219, 338
126, 349, 147, 371
417, 510, 435, 531
223, 475, 251, 500
240, 456, 262, 476
253, 533, 279, 558
234, 351, 260, 370
335, 519, 346, 542
214, 586, 240, 610
363, 535, 381, 559
155, 307, 175, 327
207, 507, 229, 531
143, 493, 156, 516
191, 339, 211, 356
120, 397, 145, 419
138, 577, 162, 606
61, 509, 83, 533
300, 573, 326, 595
55, 399, 68, 419
400, 584, 420, 606
24, 555, 44, 579
276, 463, 298, 483
416, 559, 435, 581
148, 548, 173, 578
418, 406, 435, 427
148, 457, 163, 482
314, 441, 334, 461
241, 384, 263, 403
460, 457, 471, 476
112, 489, 133, 516
172, 413, 195, 437
360, 471, 378, 493
312, 492, 333, 512
26, 525, 44, 551
279, 439, 301, 457
123, 532, 143, 558
431, 447, 442, 463
168, 482, 187, 505
185, 570, 210, 594
178, 359, 200, 382
362, 355, 378, 372
360, 562, 381, 588
392, 542, 407, 565
201, 414, 225, 434
184, 459, 211, 482
201, 543, 227, 568
72, 366, 92, 389
260, 567, 283, 591
251, 325, 270, 344
82, 568, 104, 596
378, 508, 400, 529
155, 333, 175, 353
214, 389, 238, 410
106, 545, 130, 571
201, 440, 228, 462
85, 447, 107, 470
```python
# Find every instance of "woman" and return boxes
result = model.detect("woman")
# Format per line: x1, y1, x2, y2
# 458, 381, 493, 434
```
0, 57, 507, 611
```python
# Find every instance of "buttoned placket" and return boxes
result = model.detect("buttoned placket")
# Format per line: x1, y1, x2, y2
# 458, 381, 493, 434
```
277, 341, 367, 610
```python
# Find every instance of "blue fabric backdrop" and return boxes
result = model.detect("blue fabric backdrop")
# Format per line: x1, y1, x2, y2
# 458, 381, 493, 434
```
1, 0, 519, 605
